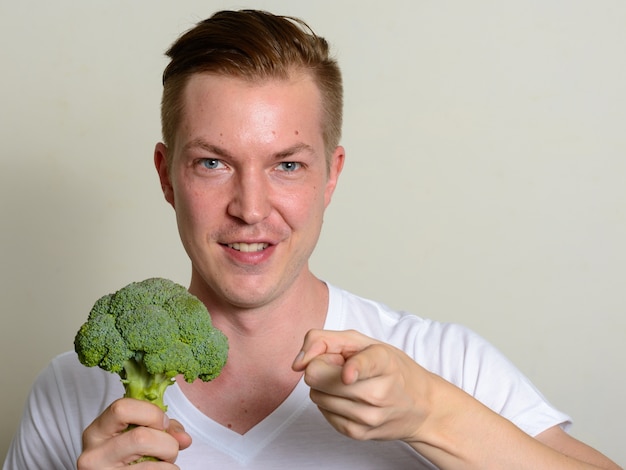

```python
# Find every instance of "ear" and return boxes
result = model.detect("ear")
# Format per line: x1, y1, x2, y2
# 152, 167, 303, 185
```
154, 142, 175, 208
324, 145, 345, 207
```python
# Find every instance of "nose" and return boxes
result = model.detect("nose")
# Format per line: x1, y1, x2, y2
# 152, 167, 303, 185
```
227, 170, 271, 225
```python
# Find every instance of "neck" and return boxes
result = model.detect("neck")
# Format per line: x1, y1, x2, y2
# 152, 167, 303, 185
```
187, 269, 329, 371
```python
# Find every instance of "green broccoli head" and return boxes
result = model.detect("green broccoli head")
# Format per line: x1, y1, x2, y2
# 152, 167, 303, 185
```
74, 278, 228, 411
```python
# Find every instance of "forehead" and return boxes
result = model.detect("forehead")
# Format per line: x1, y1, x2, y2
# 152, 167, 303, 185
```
180, 72, 322, 128
171, 72, 327, 160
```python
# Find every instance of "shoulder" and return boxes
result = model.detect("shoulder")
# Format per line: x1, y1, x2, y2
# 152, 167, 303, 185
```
31, 351, 123, 422
328, 284, 528, 383
40, 351, 121, 393
326, 283, 481, 353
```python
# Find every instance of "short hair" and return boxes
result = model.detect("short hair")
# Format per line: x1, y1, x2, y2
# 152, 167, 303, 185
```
161, 9, 343, 163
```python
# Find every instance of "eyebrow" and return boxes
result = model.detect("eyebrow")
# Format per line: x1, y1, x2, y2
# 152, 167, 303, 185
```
183, 139, 232, 158
183, 139, 316, 161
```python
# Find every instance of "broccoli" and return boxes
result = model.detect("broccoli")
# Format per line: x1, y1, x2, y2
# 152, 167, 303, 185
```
74, 277, 228, 413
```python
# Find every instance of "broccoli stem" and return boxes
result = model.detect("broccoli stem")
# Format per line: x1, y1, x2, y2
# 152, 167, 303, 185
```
120, 352, 175, 412
119, 353, 176, 463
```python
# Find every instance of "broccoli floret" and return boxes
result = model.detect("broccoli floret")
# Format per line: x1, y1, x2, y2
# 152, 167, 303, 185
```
74, 278, 228, 412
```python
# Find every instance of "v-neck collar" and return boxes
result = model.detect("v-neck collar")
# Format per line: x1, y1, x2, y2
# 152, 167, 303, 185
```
166, 376, 312, 463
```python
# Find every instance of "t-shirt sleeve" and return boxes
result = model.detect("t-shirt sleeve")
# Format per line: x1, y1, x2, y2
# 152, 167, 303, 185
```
3, 352, 121, 470
397, 318, 572, 437
332, 287, 572, 438
459, 326, 572, 436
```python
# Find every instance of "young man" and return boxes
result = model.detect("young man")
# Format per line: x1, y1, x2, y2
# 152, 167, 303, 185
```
4, 10, 620, 470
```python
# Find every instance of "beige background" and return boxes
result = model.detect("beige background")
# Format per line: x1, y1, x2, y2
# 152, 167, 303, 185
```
1, 0, 624, 465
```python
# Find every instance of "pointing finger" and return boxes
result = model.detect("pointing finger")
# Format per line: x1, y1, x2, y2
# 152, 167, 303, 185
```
292, 329, 378, 371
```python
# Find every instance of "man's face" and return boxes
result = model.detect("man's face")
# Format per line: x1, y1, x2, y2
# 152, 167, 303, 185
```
155, 72, 344, 310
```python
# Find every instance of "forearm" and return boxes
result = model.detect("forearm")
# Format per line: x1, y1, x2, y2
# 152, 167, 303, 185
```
407, 375, 619, 470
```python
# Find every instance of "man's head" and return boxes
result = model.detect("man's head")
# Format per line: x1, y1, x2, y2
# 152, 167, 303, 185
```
161, 9, 343, 164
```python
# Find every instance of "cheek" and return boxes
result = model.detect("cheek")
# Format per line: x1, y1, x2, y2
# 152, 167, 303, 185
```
288, 185, 326, 229
173, 185, 209, 226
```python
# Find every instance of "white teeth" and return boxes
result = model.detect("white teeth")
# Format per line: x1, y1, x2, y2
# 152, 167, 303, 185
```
228, 242, 268, 252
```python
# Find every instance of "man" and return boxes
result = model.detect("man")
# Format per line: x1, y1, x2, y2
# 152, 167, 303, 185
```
4, 9, 620, 470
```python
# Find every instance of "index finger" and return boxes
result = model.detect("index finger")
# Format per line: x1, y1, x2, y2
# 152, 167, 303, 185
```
292, 329, 379, 371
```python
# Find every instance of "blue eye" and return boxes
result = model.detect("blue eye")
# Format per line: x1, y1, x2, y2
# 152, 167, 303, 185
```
201, 159, 222, 169
278, 162, 300, 172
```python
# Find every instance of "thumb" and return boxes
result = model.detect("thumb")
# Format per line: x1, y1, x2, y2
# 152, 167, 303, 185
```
166, 418, 192, 450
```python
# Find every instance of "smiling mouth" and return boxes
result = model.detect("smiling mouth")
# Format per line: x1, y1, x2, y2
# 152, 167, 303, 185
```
227, 242, 269, 252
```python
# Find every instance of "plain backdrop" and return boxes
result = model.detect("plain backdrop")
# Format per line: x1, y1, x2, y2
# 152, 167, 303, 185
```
1, 0, 624, 465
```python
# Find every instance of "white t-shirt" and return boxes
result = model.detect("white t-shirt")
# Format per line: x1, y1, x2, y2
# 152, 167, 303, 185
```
4, 284, 571, 469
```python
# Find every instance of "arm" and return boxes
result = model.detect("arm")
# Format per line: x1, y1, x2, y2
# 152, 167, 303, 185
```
536, 426, 621, 470
292, 329, 621, 470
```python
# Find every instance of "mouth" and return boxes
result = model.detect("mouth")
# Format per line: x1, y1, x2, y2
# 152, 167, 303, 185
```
226, 242, 269, 252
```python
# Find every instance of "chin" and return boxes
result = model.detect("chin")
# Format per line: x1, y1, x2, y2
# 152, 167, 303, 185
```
220, 284, 279, 309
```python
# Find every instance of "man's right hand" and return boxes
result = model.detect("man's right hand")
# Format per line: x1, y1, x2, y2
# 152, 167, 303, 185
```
77, 398, 191, 469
